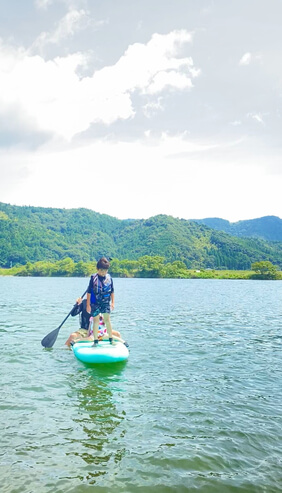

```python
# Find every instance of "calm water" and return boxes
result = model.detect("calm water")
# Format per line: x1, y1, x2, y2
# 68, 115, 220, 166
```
0, 277, 282, 493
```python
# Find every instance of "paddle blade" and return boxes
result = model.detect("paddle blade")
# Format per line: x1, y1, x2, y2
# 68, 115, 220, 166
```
41, 327, 60, 348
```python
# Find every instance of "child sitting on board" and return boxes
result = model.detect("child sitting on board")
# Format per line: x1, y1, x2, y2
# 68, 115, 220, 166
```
88, 314, 128, 346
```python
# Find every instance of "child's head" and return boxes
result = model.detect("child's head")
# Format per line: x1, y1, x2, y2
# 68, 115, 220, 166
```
97, 257, 110, 274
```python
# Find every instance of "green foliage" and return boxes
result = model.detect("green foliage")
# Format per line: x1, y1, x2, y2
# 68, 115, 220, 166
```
251, 261, 279, 280
136, 255, 165, 278
0, 211, 9, 220
1, 202, 282, 271
161, 261, 189, 279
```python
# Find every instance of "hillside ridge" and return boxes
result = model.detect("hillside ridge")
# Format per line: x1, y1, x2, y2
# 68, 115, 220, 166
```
1, 202, 282, 269
192, 216, 282, 242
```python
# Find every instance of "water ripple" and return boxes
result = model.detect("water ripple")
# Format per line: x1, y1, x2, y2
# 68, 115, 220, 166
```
0, 277, 282, 492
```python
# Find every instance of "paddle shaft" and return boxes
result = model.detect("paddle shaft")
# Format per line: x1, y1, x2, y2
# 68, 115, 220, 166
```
41, 288, 88, 347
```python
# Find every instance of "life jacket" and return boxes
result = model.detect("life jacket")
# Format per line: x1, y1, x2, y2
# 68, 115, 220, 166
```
90, 273, 112, 304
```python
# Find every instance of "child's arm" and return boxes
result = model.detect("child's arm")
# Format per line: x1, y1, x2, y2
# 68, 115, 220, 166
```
111, 292, 115, 311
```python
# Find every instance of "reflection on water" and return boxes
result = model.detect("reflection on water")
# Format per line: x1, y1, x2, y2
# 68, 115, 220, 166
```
66, 363, 127, 485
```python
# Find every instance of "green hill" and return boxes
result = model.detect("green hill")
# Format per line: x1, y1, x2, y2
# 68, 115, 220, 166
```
1, 202, 282, 270
193, 216, 282, 241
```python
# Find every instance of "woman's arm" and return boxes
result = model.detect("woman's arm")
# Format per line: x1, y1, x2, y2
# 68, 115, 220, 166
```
86, 292, 91, 313
86, 276, 93, 313
70, 297, 83, 317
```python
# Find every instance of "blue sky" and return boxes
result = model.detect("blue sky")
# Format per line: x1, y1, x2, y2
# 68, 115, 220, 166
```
0, 0, 281, 221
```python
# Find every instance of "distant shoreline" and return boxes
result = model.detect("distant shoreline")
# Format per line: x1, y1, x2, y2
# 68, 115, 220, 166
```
1, 269, 281, 281
1, 257, 281, 280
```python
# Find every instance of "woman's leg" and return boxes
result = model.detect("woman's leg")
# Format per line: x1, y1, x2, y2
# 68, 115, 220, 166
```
75, 335, 94, 343
65, 331, 84, 346
100, 333, 122, 343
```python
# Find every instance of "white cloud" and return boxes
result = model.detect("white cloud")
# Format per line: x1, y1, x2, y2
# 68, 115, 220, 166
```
146, 70, 193, 94
31, 9, 89, 50
239, 52, 252, 65
50, 9, 88, 40
94, 30, 197, 95
247, 112, 265, 124
239, 52, 262, 66
143, 98, 164, 118
0, 30, 198, 140
230, 120, 242, 126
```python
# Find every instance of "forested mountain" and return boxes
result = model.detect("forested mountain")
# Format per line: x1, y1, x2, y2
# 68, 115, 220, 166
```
1, 202, 282, 270
192, 216, 282, 241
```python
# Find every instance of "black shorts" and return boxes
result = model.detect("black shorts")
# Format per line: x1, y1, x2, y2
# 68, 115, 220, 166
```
91, 302, 111, 317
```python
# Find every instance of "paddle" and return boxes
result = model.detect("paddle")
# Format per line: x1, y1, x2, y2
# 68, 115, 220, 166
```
41, 289, 88, 348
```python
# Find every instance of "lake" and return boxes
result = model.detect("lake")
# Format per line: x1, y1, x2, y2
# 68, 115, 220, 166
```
0, 277, 282, 493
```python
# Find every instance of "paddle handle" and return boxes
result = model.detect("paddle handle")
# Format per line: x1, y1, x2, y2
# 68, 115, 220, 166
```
58, 288, 88, 328
66, 288, 88, 323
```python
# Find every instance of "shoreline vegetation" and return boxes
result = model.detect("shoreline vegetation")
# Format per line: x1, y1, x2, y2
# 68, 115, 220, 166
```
0, 257, 281, 280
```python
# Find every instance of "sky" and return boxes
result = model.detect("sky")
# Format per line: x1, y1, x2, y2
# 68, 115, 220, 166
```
0, 0, 281, 222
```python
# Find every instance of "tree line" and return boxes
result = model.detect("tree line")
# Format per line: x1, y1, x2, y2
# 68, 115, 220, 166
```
1, 256, 281, 280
